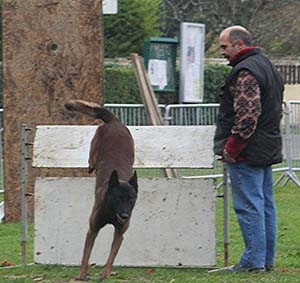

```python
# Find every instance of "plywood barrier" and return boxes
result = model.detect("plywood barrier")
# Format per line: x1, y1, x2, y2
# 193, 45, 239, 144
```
35, 177, 216, 266
33, 125, 217, 267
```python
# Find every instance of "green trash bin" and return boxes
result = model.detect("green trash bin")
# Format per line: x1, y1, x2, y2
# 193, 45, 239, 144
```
144, 37, 178, 93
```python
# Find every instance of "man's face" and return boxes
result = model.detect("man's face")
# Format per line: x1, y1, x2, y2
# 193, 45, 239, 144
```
219, 33, 239, 61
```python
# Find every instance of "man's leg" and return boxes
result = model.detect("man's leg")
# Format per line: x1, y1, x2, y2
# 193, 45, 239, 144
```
263, 166, 277, 268
228, 162, 266, 268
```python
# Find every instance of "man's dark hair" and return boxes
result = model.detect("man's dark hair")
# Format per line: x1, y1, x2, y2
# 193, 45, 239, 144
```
229, 29, 252, 46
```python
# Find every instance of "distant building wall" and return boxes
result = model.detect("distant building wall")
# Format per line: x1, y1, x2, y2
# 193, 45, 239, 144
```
284, 85, 300, 101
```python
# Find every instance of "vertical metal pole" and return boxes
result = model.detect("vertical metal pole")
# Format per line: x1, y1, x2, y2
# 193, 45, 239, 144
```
0, 109, 4, 223
0, 109, 4, 194
285, 102, 293, 176
21, 124, 30, 265
223, 163, 230, 266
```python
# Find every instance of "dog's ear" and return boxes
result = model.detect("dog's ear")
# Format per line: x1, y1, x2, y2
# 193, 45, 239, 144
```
129, 170, 138, 192
109, 170, 120, 187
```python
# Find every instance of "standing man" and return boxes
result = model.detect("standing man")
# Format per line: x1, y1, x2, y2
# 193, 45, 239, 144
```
214, 26, 284, 272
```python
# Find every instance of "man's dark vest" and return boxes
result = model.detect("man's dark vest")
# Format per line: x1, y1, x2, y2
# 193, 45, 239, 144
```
213, 48, 284, 166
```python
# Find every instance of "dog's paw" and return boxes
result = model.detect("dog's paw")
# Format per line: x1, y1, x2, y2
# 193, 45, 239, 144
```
99, 270, 118, 281
99, 271, 110, 281
75, 274, 87, 281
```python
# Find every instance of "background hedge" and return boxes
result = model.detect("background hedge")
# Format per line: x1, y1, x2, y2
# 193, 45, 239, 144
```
104, 63, 230, 104
104, 65, 141, 104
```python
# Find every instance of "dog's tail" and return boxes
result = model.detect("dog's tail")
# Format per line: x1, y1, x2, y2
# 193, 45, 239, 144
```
65, 99, 117, 123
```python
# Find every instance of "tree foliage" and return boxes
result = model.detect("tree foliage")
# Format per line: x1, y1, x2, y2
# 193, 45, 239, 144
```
159, 0, 300, 57
161, 0, 274, 51
103, 0, 162, 58
251, 1, 300, 57
104, 0, 300, 58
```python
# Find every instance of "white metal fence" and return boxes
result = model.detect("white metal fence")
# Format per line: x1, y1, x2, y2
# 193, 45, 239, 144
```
287, 101, 300, 170
164, 104, 220, 126
105, 103, 220, 126
105, 104, 166, 126
274, 101, 300, 186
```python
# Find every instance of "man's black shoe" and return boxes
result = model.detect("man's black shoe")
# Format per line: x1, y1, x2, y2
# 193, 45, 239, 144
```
223, 263, 265, 273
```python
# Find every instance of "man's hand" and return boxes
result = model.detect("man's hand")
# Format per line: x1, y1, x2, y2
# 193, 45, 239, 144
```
222, 149, 236, 164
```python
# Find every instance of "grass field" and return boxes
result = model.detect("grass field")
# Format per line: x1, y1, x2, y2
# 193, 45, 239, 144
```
0, 173, 300, 282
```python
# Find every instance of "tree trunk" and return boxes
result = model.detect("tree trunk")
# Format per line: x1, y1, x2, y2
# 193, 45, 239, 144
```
2, 0, 103, 221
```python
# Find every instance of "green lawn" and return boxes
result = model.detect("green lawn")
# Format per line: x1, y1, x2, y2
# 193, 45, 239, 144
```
0, 176, 299, 282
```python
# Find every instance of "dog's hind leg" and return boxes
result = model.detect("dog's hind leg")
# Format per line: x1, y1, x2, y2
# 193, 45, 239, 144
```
100, 225, 128, 281
88, 127, 102, 173
76, 228, 98, 281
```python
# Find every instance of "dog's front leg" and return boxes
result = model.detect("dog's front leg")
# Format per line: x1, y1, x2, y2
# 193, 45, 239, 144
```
76, 229, 98, 281
100, 228, 126, 281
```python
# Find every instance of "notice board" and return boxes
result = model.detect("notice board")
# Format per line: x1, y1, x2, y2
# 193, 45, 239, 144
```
144, 37, 178, 92
180, 23, 205, 103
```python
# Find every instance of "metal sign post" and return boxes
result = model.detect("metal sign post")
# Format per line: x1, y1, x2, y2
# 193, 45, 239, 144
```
0, 109, 4, 222
208, 162, 231, 273
21, 125, 32, 265
223, 163, 230, 266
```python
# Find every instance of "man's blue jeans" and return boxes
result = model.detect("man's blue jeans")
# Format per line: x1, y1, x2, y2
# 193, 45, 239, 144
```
227, 162, 277, 268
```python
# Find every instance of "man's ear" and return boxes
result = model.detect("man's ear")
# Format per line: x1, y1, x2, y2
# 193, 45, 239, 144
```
109, 170, 120, 188
235, 39, 244, 50
129, 170, 138, 192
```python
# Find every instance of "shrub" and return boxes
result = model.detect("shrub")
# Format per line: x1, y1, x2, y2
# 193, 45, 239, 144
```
204, 63, 231, 103
104, 65, 141, 104
104, 63, 231, 104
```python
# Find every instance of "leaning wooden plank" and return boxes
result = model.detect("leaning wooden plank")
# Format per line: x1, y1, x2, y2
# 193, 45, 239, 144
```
34, 177, 216, 267
131, 53, 179, 177
138, 54, 164, 125
32, 125, 215, 168
131, 53, 162, 125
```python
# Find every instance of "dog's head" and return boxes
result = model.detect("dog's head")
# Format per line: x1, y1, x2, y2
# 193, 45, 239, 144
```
107, 170, 138, 226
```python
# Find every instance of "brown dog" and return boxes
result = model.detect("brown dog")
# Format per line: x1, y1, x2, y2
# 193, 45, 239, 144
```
65, 100, 138, 281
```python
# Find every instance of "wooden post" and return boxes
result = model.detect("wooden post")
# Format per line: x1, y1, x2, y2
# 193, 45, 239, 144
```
2, 0, 104, 221
131, 53, 179, 178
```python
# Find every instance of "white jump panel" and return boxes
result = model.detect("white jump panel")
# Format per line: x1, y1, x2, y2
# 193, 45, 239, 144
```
35, 177, 216, 267
33, 126, 215, 168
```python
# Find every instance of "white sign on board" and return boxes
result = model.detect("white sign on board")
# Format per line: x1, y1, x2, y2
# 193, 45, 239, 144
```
103, 0, 118, 14
148, 59, 168, 90
180, 23, 205, 103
